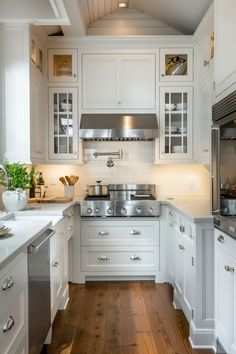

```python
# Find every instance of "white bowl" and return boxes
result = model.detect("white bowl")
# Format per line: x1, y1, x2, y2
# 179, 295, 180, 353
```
165, 104, 176, 111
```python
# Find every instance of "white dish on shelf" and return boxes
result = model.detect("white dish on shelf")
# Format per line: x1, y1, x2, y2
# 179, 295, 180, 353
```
176, 103, 187, 111
172, 145, 187, 153
165, 104, 176, 111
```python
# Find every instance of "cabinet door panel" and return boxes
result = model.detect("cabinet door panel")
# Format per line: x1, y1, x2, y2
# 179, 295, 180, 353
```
30, 74, 46, 161
121, 55, 156, 108
174, 230, 184, 295
82, 55, 118, 109
215, 246, 235, 353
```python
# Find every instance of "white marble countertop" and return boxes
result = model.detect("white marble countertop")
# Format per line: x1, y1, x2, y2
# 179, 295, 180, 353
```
160, 196, 213, 223
0, 219, 52, 270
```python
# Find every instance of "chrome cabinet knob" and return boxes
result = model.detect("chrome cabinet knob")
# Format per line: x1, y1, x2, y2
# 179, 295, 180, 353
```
217, 235, 225, 243
178, 244, 185, 251
130, 230, 140, 235
224, 265, 234, 273
169, 210, 173, 216
68, 226, 73, 231
3, 316, 14, 333
95, 207, 100, 214
98, 230, 110, 236
136, 207, 142, 214
2, 277, 14, 291
53, 261, 59, 268
98, 255, 110, 261
130, 255, 141, 261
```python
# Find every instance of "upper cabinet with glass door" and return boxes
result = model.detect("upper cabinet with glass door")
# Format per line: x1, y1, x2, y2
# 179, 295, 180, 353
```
49, 87, 78, 161
48, 49, 78, 82
159, 87, 193, 161
160, 48, 193, 82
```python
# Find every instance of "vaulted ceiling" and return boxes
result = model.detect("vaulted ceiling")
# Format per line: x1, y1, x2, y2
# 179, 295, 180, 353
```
75, 0, 213, 35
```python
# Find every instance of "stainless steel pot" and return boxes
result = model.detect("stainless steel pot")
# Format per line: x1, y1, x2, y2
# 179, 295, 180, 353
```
87, 181, 109, 196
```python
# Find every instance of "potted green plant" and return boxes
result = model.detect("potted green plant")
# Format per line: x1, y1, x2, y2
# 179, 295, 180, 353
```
0, 162, 33, 211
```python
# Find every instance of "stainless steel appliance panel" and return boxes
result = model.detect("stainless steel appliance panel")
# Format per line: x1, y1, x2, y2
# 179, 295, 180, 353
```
28, 228, 55, 354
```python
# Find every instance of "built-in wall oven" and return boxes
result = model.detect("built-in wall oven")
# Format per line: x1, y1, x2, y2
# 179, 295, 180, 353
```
212, 90, 236, 238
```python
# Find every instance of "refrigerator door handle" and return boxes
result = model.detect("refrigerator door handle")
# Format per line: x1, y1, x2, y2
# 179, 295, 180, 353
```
211, 126, 220, 214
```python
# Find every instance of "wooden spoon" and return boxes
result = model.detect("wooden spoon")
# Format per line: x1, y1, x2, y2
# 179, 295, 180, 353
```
65, 176, 72, 185
70, 175, 76, 185
59, 177, 67, 186
74, 176, 79, 184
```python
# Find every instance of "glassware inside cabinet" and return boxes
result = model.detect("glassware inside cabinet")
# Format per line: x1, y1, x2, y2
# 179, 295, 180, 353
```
53, 92, 74, 156
164, 92, 188, 154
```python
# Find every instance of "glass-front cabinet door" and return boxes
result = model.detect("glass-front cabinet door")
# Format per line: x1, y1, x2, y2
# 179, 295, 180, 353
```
48, 49, 77, 82
160, 48, 193, 82
160, 87, 193, 160
49, 88, 78, 160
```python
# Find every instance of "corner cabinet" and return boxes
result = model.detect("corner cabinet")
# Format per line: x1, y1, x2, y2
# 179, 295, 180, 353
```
48, 87, 79, 161
159, 87, 193, 161
82, 53, 156, 110
48, 48, 78, 83
160, 48, 193, 82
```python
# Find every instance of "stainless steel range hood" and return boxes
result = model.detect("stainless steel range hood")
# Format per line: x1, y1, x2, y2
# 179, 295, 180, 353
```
79, 114, 158, 141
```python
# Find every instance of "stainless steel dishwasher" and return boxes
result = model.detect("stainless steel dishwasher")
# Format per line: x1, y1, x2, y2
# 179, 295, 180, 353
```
28, 228, 55, 354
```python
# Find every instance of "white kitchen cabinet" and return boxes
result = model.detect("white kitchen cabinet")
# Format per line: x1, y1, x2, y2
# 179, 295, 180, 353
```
160, 48, 193, 82
48, 48, 78, 82
214, 0, 236, 101
215, 228, 236, 354
159, 87, 193, 161
80, 219, 160, 281
48, 87, 79, 162
173, 215, 195, 318
166, 206, 214, 347
0, 253, 28, 354
50, 218, 67, 323
196, 71, 213, 163
82, 53, 156, 110
30, 73, 47, 162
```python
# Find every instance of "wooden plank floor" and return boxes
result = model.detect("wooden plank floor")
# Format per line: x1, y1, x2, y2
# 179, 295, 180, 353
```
42, 282, 214, 354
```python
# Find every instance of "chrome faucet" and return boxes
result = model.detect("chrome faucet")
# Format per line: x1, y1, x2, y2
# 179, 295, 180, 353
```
0, 164, 10, 189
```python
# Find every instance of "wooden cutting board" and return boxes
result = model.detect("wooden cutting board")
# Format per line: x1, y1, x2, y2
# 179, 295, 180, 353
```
29, 196, 73, 203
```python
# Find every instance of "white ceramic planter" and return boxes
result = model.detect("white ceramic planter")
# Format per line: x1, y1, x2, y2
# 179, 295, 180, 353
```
2, 188, 28, 211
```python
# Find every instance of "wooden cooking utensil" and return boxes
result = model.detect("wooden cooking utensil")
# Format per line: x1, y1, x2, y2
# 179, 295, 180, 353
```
74, 176, 79, 184
59, 177, 67, 186
65, 175, 72, 185
70, 175, 76, 185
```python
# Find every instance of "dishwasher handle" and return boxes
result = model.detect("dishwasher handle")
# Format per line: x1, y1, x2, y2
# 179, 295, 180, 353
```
28, 229, 55, 254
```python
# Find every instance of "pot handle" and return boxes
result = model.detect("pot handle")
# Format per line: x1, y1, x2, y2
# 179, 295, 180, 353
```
96, 180, 101, 184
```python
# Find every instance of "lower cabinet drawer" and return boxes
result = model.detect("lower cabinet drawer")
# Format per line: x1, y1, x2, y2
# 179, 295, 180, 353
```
0, 276, 28, 354
82, 246, 159, 272
81, 220, 159, 246
0, 253, 27, 305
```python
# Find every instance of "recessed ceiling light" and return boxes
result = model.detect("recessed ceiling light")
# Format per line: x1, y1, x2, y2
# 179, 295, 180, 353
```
118, 2, 127, 8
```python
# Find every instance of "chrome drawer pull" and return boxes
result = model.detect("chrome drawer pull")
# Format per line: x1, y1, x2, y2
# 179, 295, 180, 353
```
2, 277, 14, 291
98, 255, 110, 261
178, 244, 185, 251
180, 225, 185, 233
130, 255, 141, 261
217, 235, 225, 243
67, 212, 73, 219
169, 210, 173, 216
98, 230, 110, 236
224, 265, 234, 273
3, 316, 14, 333
130, 230, 140, 235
